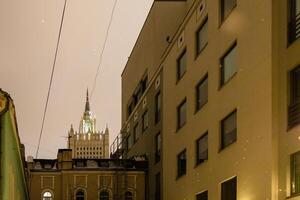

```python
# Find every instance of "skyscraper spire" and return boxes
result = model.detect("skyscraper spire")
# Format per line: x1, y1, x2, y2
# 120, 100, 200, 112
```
85, 88, 90, 112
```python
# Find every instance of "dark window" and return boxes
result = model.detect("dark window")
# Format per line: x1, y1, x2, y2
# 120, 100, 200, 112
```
133, 123, 139, 143
221, 110, 237, 149
291, 151, 300, 195
155, 172, 161, 200
288, 66, 300, 128
221, 177, 237, 200
141, 76, 148, 93
220, 42, 237, 86
196, 191, 208, 200
155, 132, 161, 163
142, 110, 149, 132
127, 101, 134, 118
177, 98, 187, 130
155, 91, 161, 123
288, 0, 300, 44
177, 149, 187, 178
196, 18, 208, 56
177, 49, 187, 81
99, 190, 109, 200
76, 190, 85, 200
196, 74, 208, 112
196, 132, 208, 165
220, 0, 237, 22
125, 191, 133, 200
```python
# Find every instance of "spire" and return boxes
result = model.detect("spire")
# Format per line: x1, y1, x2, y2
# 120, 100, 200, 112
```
85, 88, 90, 112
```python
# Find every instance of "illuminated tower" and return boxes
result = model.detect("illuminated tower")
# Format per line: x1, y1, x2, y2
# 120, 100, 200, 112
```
68, 90, 109, 159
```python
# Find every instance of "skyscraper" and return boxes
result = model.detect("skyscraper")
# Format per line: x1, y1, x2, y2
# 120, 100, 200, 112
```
68, 90, 109, 159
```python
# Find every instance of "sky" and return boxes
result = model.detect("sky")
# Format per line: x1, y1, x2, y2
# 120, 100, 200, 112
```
0, 0, 153, 159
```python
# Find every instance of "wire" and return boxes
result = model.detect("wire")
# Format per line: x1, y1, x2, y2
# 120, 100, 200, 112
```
90, 0, 118, 98
35, 0, 68, 159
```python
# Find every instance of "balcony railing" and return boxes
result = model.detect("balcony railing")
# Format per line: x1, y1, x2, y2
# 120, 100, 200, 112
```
288, 101, 300, 129
110, 132, 126, 159
289, 12, 300, 44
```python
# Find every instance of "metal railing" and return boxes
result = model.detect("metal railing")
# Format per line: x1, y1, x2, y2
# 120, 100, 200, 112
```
110, 132, 127, 159
289, 12, 300, 44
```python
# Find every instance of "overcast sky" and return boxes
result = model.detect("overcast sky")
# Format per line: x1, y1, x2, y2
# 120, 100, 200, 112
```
0, 0, 153, 158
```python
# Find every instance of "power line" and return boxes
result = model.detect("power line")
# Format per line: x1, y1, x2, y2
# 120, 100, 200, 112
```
35, 0, 68, 158
90, 0, 118, 98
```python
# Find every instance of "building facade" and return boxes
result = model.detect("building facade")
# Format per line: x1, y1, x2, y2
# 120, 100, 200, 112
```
68, 90, 109, 159
0, 89, 29, 199
111, 0, 300, 199
27, 149, 147, 200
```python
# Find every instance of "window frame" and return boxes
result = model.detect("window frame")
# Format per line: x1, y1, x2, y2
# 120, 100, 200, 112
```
220, 41, 237, 87
177, 149, 187, 178
155, 132, 161, 163
290, 65, 300, 104
176, 48, 187, 82
220, 0, 237, 24
195, 74, 208, 113
142, 110, 149, 132
220, 109, 237, 150
195, 17, 208, 57
291, 151, 300, 195
155, 91, 161, 124
195, 132, 208, 166
288, 0, 300, 44
177, 98, 187, 131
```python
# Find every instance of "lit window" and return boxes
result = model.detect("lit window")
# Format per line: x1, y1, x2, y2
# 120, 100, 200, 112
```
177, 98, 187, 130
177, 149, 186, 178
221, 110, 237, 150
220, 42, 237, 86
42, 191, 53, 200
221, 177, 237, 200
196, 18, 208, 56
196, 74, 208, 112
196, 132, 208, 165
220, 0, 236, 22
177, 49, 187, 81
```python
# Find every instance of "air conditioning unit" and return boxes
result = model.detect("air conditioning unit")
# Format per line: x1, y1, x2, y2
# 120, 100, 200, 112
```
196, 0, 206, 21
155, 75, 161, 89
177, 31, 185, 49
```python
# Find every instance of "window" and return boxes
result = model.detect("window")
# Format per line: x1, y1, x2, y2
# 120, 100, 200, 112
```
288, 66, 300, 128
133, 123, 139, 143
288, 0, 300, 44
177, 49, 187, 81
142, 110, 149, 132
99, 190, 109, 200
220, 42, 237, 86
125, 191, 133, 200
155, 132, 161, 163
196, 74, 208, 112
221, 110, 237, 150
155, 173, 161, 200
196, 132, 208, 165
196, 191, 208, 200
127, 134, 133, 149
177, 149, 187, 178
76, 190, 85, 200
220, 0, 236, 22
221, 177, 237, 200
196, 18, 208, 56
42, 191, 53, 200
177, 98, 187, 130
291, 151, 300, 195
155, 91, 161, 123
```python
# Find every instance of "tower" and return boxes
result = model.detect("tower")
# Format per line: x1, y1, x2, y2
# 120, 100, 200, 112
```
68, 90, 110, 159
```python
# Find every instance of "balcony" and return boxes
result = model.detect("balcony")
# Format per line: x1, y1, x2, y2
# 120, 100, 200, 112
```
288, 102, 300, 129
289, 12, 300, 44
110, 133, 126, 159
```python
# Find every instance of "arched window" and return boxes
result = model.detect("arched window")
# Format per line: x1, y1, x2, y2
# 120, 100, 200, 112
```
76, 190, 85, 200
125, 191, 133, 200
42, 191, 53, 200
99, 190, 109, 200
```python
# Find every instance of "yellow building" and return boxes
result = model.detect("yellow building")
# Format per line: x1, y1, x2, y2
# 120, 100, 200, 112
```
27, 149, 146, 200
111, 0, 300, 199
68, 90, 109, 159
